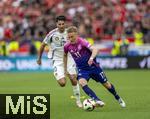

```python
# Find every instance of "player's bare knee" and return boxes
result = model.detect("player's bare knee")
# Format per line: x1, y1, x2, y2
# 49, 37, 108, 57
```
59, 83, 66, 87
79, 78, 87, 87
69, 74, 77, 86
59, 81, 66, 87
71, 79, 77, 86
103, 82, 111, 89
58, 78, 66, 87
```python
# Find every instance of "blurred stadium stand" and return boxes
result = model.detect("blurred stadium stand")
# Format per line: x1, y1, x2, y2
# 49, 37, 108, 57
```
0, 0, 150, 56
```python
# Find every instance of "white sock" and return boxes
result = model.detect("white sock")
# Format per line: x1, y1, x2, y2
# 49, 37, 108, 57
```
72, 83, 81, 102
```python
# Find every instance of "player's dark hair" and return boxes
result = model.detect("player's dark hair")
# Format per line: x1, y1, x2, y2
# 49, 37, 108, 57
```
55, 15, 66, 22
67, 26, 78, 33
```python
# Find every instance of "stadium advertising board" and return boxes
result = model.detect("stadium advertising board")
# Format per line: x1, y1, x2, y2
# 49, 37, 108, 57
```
0, 56, 149, 71
0, 56, 52, 71
96, 56, 150, 69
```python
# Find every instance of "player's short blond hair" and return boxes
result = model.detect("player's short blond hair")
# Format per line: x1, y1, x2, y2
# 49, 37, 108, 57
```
67, 26, 78, 33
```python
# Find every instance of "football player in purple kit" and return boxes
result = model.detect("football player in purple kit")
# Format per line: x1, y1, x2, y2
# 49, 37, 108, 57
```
64, 26, 126, 108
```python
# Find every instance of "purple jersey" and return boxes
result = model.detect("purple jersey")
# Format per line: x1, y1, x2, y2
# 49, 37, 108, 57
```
64, 37, 98, 69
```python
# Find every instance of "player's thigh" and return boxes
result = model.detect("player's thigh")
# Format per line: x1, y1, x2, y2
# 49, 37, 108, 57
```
77, 69, 90, 81
91, 68, 108, 84
53, 61, 65, 80
67, 59, 77, 85
68, 74, 77, 85
67, 56, 77, 75
77, 69, 90, 87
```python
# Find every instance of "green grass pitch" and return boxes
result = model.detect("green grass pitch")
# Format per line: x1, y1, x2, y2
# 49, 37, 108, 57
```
0, 70, 150, 119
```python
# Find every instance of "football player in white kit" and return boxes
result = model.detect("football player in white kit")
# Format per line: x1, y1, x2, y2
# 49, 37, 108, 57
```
37, 15, 82, 108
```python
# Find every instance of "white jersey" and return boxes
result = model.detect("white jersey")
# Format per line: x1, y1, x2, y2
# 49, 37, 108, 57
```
43, 28, 76, 80
43, 28, 68, 60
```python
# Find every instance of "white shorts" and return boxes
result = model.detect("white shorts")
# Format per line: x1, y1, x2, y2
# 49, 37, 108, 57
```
52, 56, 76, 80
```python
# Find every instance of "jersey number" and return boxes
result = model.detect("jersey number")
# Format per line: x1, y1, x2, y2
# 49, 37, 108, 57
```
74, 52, 81, 58
100, 72, 106, 79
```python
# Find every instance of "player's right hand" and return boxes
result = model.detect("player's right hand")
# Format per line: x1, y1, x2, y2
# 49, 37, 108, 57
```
88, 57, 94, 66
37, 59, 41, 65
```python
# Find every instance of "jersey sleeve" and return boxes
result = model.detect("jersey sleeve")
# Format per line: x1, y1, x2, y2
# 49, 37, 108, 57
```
43, 34, 53, 44
80, 38, 91, 48
43, 29, 56, 44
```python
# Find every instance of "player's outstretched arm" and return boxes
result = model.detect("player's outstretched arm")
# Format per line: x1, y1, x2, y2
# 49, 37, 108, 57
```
88, 45, 99, 66
37, 42, 47, 65
63, 52, 68, 75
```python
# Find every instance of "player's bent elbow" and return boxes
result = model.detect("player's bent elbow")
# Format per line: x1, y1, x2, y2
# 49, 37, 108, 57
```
90, 46, 98, 52
93, 47, 99, 53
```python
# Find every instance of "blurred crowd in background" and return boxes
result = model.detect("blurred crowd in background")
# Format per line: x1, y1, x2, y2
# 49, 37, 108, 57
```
0, 0, 149, 56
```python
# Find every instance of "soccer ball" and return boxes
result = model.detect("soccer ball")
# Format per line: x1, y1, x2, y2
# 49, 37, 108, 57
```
83, 99, 95, 111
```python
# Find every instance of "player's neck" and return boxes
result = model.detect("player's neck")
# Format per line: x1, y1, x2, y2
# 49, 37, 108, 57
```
58, 29, 65, 33
70, 41, 76, 44
70, 38, 78, 44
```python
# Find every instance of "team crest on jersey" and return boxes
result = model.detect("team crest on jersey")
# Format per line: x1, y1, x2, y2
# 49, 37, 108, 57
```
78, 45, 82, 50
70, 50, 74, 53
55, 37, 59, 41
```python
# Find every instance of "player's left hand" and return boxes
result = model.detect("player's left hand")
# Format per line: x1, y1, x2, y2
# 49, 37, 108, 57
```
88, 58, 93, 66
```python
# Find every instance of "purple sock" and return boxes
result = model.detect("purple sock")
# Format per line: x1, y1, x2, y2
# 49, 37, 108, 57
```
82, 85, 100, 101
108, 84, 120, 100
